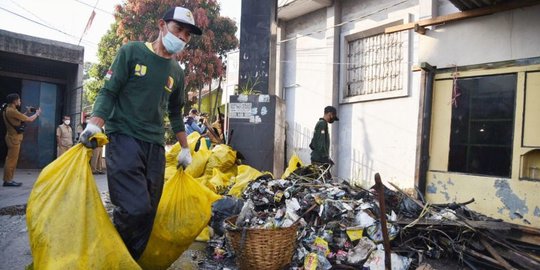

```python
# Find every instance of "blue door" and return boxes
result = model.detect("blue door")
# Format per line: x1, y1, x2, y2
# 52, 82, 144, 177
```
19, 80, 59, 169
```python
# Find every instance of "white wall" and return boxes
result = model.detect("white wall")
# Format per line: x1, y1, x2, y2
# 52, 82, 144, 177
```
280, 0, 424, 189
282, 8, 333, 164
420, 5, 540, 67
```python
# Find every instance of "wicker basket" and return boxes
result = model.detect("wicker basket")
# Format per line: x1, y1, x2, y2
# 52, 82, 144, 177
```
225, 216, 299, 270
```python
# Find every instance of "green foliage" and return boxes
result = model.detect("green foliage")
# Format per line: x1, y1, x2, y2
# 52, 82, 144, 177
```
238, 76, 262, 95
84, 23, 122, 105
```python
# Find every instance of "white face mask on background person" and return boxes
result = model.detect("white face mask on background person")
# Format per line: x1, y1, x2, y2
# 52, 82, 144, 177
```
162, 28, 186, 54
64, 120, 70, 125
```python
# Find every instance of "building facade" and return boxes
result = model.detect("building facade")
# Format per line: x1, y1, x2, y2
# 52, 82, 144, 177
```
275, 0, 540, 227
0, 29, 84, 168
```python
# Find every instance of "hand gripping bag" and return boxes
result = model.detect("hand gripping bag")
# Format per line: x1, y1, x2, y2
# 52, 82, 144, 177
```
164, 132, 211, 180
26, 133, 141, 270
137, 169, 221, 270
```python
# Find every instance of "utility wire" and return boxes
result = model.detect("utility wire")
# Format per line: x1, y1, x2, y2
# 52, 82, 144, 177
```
9, 0, 51, 26
0, 6, 77, 38
73, 0, 115, 16
277, 0, 411, 45
0, 6, 97, 47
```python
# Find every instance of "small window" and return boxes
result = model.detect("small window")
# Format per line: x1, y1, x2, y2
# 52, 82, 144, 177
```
448, 74, 516, 177
345, 31, 404, 99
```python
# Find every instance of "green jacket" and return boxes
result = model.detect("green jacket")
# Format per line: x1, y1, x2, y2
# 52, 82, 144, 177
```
92, 42, 185, 145
309, 118, 330, 163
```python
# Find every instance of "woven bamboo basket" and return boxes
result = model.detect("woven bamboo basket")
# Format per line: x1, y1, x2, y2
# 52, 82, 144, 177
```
225, 216, 299, 270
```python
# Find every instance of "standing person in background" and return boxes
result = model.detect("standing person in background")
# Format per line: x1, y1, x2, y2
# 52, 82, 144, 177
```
78, 6, 199, 260
2, 93, 41, 187
56, 115, 73, 157
309, 106, 339, 175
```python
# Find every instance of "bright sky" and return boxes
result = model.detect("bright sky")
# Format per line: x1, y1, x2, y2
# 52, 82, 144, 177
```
0, 0, 241, 63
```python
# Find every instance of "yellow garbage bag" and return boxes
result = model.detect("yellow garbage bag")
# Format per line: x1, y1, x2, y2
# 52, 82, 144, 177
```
195, 226, 212, 242
204, 144, 236, 176
282, 153, 304, 179
164, 132, 211, 180
138, 169, 221, 270
209, 168, 232, 194
26, 133, 141, 270
195, 175, 217, 193
227, 165, 264, 197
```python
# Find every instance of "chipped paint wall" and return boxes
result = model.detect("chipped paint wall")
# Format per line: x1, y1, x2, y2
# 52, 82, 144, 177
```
426, 172, 540, 226
426, 65, 540, 227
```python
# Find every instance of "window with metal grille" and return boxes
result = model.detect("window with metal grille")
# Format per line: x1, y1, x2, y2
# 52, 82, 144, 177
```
448, 74, 517, 177
346, 31, 404, 98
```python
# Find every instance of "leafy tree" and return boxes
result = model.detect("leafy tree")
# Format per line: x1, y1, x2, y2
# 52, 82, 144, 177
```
84, 23, 122, 105
85, 0, 238, 116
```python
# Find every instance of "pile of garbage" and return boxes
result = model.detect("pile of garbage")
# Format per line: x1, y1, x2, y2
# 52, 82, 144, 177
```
205, 163, 540, 270
164, 133, 540, 269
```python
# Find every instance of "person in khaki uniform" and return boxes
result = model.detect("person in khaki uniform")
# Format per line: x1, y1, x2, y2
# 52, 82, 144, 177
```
56, 115, 73, 157
2, 93, 41, 187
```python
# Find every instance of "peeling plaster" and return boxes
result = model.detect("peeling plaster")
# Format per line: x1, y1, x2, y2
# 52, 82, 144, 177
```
535, 207, 540, 217
494, 179, 529, 220
447, 178, 455, 186
441, 191, 450, 201
427, 183, 437, 194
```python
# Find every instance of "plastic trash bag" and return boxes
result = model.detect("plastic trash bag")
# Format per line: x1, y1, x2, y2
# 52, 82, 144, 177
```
209, 168, 233, 194
164, 132, 211, 180
227, 165, 264, 197
26, 133, 141, 270
210, 196, 245, 236
137, 169, 221, 270
204, 144, 236, 176
195, 226, 211, 242
282, 153, 304, 179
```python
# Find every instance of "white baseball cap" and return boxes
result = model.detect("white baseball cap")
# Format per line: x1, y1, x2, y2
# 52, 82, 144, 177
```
162, 7, 202, 35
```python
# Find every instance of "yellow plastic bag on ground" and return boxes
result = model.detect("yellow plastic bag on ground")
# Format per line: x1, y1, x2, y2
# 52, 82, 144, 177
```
204, 144, 236, 176
26, 134, 141, 270
227, 165, 264, 197
195, 226, 212, 242
138, 169, 221, 270
282, 153, 304, 179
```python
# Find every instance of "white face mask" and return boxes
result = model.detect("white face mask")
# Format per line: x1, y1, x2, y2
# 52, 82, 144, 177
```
162, 28, 186, 54
64, 120, 70, 125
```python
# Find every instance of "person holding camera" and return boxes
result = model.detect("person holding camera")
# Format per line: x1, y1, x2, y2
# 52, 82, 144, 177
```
2, 93, 41, 187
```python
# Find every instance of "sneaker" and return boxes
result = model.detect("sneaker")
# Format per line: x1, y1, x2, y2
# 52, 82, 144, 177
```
3, 181, 22, 187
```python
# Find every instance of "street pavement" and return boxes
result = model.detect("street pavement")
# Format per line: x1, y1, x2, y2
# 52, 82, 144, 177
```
0, 168, 108, 270
0, 169, 108, 209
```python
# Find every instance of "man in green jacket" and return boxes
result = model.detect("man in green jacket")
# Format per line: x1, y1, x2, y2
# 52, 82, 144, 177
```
309, 106, 339, 168
79, 6, 201, 260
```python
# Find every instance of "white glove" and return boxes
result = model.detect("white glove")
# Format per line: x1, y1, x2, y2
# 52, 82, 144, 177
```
177, 147, 192, 168
79, 123, 102, 148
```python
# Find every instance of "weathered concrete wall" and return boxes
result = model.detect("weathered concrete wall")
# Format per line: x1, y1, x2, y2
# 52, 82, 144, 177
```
426, 172, 540, 227
0, 29, 83, 64
279, 0, 423, 189
419, 4, 540, 68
